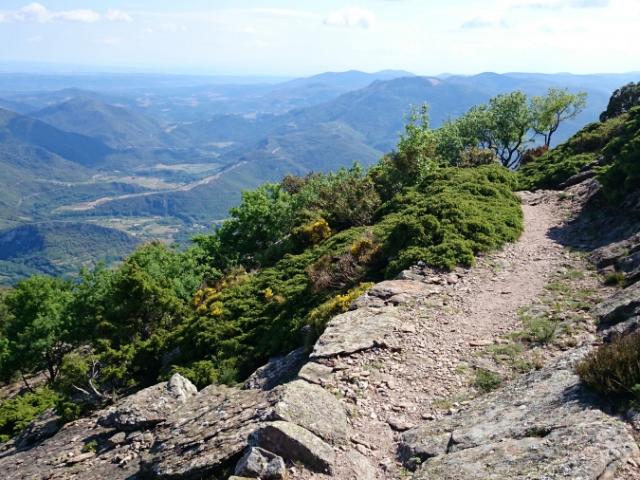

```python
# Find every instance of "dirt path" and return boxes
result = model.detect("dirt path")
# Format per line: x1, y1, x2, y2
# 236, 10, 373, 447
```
302, 190, 579, 479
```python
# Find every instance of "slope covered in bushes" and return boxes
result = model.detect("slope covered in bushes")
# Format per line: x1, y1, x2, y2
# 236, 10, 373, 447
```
519, 106, 640, 198
0, 96, 524, 440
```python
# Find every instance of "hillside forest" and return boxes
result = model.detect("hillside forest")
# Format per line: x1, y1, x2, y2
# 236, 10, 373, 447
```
0, 83, 639, 443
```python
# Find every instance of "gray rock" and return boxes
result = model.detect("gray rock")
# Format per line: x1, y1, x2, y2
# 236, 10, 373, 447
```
400, 350, 639, 479
272, 379, 347, 445
310, 308, 402, 359
14, 409, 61, 450
98, 373, 197, 431
234, 447, 287, 479
558, 170, 597, 189
398, 428, 450, 466
589, 233, 640, 270
250, 421, 336, 474
244, 347, 308, 391
107, 431, 127, 448
595, 281, 640, 340
141, 384, 271, 479
297, 361, 334, 386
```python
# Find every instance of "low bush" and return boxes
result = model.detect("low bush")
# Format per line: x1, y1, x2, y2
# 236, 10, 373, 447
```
518, 113, 629, 190
0, 387, 59, 442
474, 368, 503, 392
577, 331, 640, 399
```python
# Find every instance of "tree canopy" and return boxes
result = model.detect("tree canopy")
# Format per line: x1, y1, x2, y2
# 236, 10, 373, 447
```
531, 88, 587, 147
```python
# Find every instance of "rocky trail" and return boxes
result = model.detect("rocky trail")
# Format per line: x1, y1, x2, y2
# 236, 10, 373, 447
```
2, 185, 640, 479
297, 189, 598, 479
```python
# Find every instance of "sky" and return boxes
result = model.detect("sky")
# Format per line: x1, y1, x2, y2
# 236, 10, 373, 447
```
0, 0, 638, 76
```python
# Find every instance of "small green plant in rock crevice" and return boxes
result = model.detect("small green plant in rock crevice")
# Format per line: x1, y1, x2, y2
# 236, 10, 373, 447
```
474, 368, 503, 392
604, 271, 626, 287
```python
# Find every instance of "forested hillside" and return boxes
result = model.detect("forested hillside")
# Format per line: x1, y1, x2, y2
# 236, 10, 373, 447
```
0, 71, 632, 283
0, 90, 542, 439
0, 84, 608, 442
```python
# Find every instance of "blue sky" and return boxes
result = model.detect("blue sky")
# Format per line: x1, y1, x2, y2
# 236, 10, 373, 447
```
0, 0, 638, 75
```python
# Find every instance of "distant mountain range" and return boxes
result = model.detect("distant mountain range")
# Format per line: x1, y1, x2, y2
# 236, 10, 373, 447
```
0, 69, 637, 283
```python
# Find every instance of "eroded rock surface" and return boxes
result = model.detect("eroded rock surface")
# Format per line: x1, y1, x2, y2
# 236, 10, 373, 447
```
98, 373, 197, 431
400, 350, 639, 479
310, 308, 402, 359
596, 281, 640, 340
244, 347, 308, 391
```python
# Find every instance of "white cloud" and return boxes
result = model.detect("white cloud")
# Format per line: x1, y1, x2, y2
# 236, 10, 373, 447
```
105, 9, 132, 22
14, 2, 50, 23
324, 7, 375, 29
1, 3, 131, 24
56, 9, 100, 23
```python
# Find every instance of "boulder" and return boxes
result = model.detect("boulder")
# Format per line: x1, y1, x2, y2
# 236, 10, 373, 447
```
271, 379, 347, 445
141, 384, 271, 479
310, 308, 402, 359
596, 281, 640, 341
98, 373, 197, 431
244, 348, 307, 391
234, 447, 287, 479
250, 421, 336, 474
297, 362, 334, 386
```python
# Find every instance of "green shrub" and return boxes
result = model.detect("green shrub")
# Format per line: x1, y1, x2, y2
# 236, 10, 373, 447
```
0, 387, 60, 442
521, 316, 557, 344
604, 271, 626, 287
598, 107, 640, 203
474, 368, 503, 392
518, 113, 629, 190
577, 331, 640, 399
306, 282, 374, 335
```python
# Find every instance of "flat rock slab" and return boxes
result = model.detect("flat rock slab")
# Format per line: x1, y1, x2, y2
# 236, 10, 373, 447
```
297, 361, 334, 386
368, 280, 439, 300
98, 373, 197, 431
272, 379, 347, 445
141, 384, 272, 478
244, 347, 308, 391
310, 308, 402, 359
400, 349, 639, 480
250, 421, 336, 474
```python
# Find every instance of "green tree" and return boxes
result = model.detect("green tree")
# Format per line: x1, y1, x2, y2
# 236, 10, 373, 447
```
1, 276, 74, 384
483, 91, 533, 169
531, 88, 587, 147
214, 183, 294, 267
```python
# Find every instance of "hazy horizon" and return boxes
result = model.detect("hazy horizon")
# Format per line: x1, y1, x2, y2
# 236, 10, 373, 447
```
0, 62, 638, 80
0, 1, 638, 77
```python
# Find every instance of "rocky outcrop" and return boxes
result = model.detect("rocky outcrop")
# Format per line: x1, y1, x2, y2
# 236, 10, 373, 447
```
596, 280, 640, 340
589, 232, 640, 283
13, 409, 61, 450
98, 373, 197, 431
2, 243, 640, 479
0, 372, 350, 479
244, 348, 307, 391
399, 349, 639, 479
